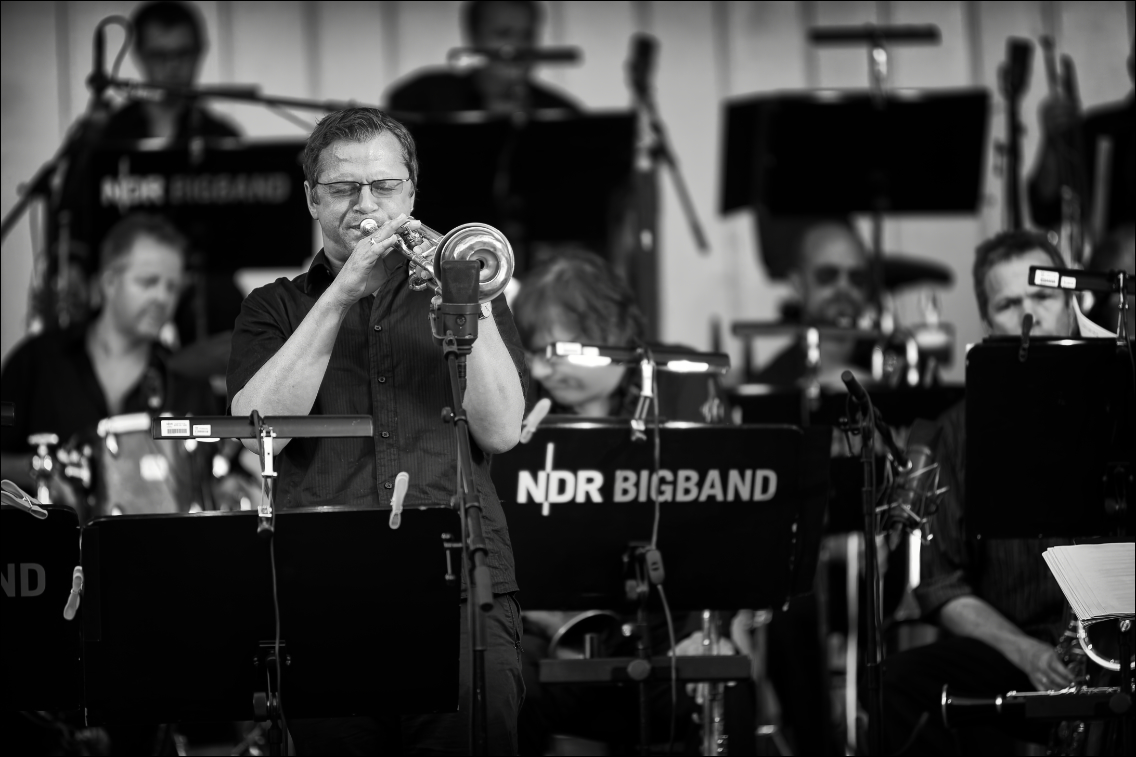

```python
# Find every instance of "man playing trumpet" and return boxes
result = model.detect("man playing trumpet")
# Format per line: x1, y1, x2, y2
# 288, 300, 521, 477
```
227, 107, 528, 754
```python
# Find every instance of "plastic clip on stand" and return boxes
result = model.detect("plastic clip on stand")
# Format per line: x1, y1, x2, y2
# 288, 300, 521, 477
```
436, 258, 493, 755
251, 410, 277, 538
629, 354, 656, 442
389, 472, 409, 529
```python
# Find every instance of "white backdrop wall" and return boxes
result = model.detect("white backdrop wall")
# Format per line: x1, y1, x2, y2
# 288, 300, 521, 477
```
3, 1, 1134, 380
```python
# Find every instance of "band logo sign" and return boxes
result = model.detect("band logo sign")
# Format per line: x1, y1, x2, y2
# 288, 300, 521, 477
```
100, 158, 291, 212
515, 442, 777, 514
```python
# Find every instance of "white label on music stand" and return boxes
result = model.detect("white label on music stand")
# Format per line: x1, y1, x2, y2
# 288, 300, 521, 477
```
1060, 275, 1077, 289
192, 424, 211, 437
161, 419, 190, 437
1034, 269, 1060, 288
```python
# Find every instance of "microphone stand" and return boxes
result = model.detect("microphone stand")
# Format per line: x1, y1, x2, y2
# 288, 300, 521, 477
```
627, 35, 710, 255
432, 263, 493, 756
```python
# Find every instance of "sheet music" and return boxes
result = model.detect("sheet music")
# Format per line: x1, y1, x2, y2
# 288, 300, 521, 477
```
1043, 543, 1135, 623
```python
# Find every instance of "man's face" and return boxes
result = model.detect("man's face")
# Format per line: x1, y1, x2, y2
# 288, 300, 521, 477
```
103, 236, 184, 342
795, 225, 870, 327
983, 250, 1073, 336
527, 321, 626, 413
304, 133, 415, 267
136, 23, 201, 88
470, 1, 538, 88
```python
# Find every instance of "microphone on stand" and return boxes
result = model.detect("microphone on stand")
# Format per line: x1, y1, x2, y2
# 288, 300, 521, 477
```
1019, 312, 1034, 362
841, 370, 909, 469
884, 420, 945, 550
628, 33, 657, 102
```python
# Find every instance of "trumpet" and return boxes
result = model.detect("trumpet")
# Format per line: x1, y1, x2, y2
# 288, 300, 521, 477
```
361, 218, 514, 304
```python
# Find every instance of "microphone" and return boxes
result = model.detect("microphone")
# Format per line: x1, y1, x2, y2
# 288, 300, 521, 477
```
628, 33, 657, 101
439, 259, 481, 345
63, 566, 84, 621
840, 370, 908, 468
1, 480, 49, 520
520, 398, 552, 444
388, 471, 409, 529
885, 421, 945, 549
1019, 312, 1034, 363
840, 369, 871, 406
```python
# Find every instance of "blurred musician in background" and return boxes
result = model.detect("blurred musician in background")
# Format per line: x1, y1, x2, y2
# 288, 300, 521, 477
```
510, 251, 732, 754
881, 231, 1112, 756
755, 218, 874, 386
104, 0, 239, 141
1085, 222, 1136, 335
386, 0, 581, 116
0, 213, 216, 497
514, 249, 722, 423
1027, 47, 1133, 238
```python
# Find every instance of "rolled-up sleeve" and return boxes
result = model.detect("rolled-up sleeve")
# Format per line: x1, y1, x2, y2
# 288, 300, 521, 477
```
913, 407, 975, 619
225, 283, 293, 412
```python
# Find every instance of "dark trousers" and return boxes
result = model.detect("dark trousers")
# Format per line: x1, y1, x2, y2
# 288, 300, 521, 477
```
881, 636, 1045, 756
288, 593, 525, 756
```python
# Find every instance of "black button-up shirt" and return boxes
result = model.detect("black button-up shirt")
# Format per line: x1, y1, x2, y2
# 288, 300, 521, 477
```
226, 249, 526, 594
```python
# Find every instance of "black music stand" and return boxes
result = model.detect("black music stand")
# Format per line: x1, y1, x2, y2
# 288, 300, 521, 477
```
966, 339, 1134, 538
720, 88, 988, 288
1, 505, 82, 711
401, 112, 635, 275
80, 506, 460, 724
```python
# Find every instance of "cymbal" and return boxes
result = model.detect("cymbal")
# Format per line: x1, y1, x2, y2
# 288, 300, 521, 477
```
169, 331, 232, 379
881, 254, 953, 290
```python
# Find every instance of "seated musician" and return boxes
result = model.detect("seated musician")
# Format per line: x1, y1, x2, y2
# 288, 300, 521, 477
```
511, 250, 728, 754
755, 217, 874, 386
386, 0, 582, 116
1, 213, 216, 501
881, 230, 1112, 756
104, 0, 240, 141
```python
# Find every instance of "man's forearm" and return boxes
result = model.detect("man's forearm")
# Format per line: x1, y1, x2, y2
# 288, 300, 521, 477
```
939, 595, 1036, 669
464, 314, 523, 454
232, 290, 351, 452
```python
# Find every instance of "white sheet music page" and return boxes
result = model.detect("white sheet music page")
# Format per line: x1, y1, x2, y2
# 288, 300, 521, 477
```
1043, 543, 1135, 623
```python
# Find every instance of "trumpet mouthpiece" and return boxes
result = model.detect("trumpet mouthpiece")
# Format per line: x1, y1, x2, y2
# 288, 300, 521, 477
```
360, 219, 378, 234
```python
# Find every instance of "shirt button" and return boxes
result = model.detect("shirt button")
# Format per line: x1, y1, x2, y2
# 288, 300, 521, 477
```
384, 482, 393, 489
378, 377, 386, 383
381, 431, 390, 438
374, 325, 382, 331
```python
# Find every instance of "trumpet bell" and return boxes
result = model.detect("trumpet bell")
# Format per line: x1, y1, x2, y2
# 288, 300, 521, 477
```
437, 224, 514, 303
393, 221, 514, 304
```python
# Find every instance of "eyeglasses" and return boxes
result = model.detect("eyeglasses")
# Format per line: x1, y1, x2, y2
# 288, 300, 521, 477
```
316, 179, 410, 200
812, 264, 870, 290
139, 48, 200, 66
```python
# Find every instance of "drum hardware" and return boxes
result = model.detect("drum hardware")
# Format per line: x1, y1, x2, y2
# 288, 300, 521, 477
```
547, 610, 625, 660
699, 610, 728, 756
29, 432, 60, 504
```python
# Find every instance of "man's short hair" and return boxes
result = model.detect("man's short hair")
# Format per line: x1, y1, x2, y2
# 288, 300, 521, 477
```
512, 250, 645, 349
973, 230, 1067, 321
302, 108, 418, 193
131, 1, 206, 52
100, 213, 189, 272
461, 0, 542, 39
